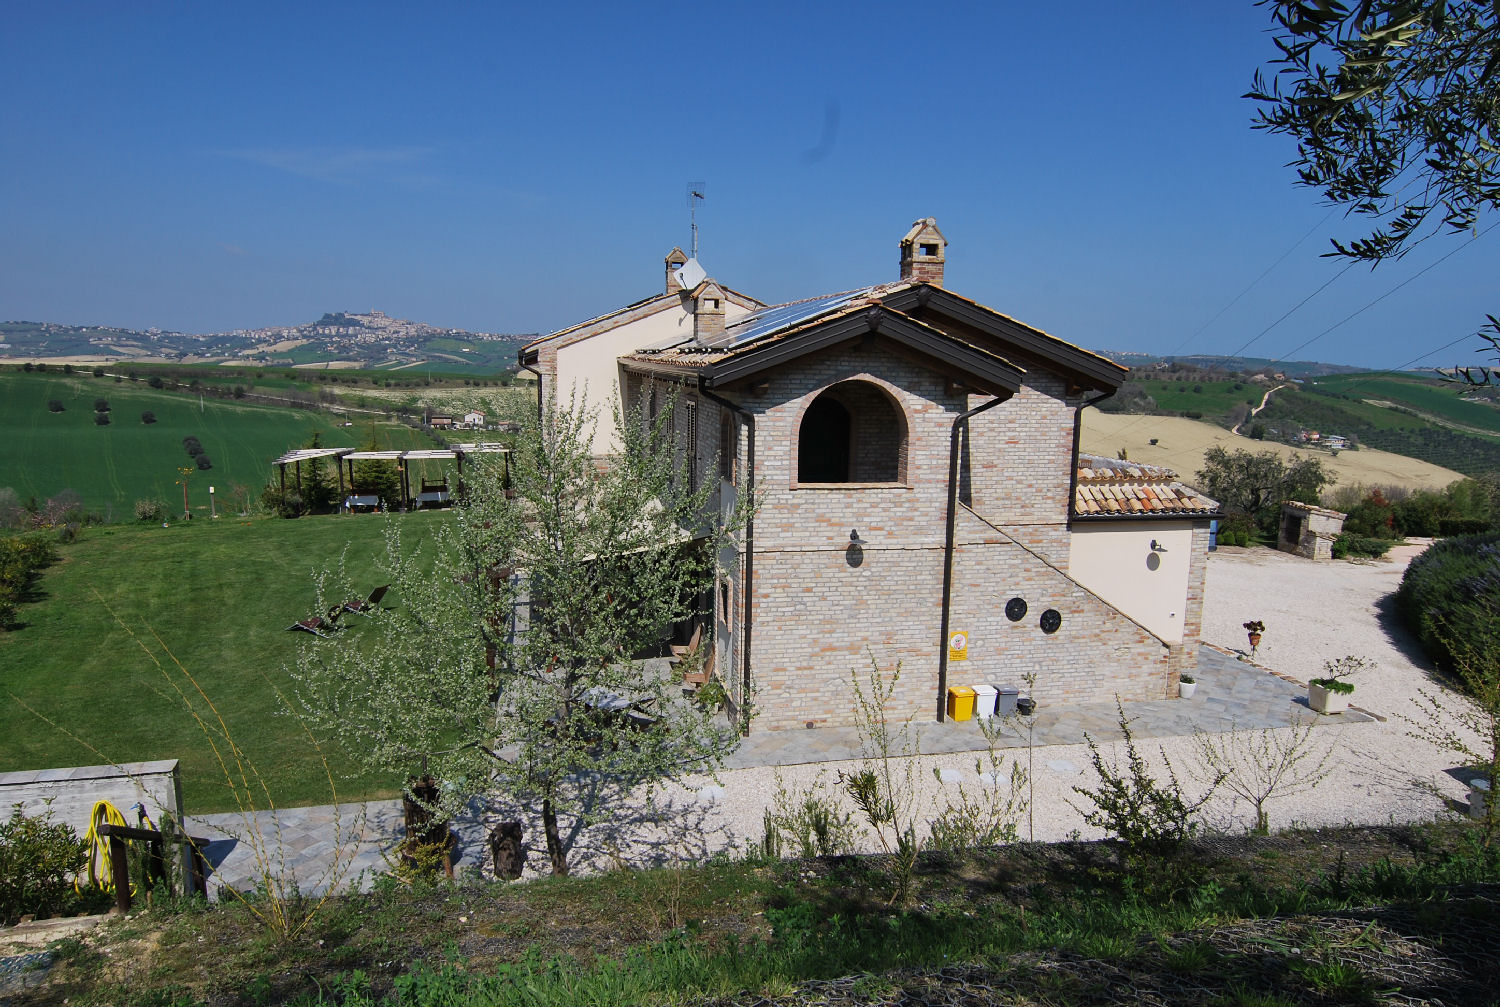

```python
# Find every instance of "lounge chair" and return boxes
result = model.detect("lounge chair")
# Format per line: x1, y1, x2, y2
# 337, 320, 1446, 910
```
681, 647, 715, 690
287, 606, 342, 638
342, 584, 389, 616
669, 623, 703, 661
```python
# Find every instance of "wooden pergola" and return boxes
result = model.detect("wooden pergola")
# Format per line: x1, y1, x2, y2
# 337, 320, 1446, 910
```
272, 443, 512, 511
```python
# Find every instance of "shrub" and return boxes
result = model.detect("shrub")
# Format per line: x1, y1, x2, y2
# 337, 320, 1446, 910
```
141, 411, 156, 425
195, 454, 213, 471
1330, 533, 1394, 559
260, 484, 306, 518
1397, 532, 1500, 686
0, 535, 56, 628
148, 375, 164, 389
182, 436, 204, 457
46, 400, 64, 413
1440, 518, 1490, 536
93, 398, 110, 412
134, 499, 165, 522
91, 367, 103, 378
0, 804, 89, 925
1074, 702, 1218, 865
1344, 489, 1398, 538
93, 412, 110, 426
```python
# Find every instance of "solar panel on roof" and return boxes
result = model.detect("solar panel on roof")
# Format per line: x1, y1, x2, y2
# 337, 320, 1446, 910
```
703, 288, 876, 349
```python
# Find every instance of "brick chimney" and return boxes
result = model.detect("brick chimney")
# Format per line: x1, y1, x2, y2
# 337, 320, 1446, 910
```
664, 247, 689, 293
691, 279, 726, 342
899, 217, 947, 286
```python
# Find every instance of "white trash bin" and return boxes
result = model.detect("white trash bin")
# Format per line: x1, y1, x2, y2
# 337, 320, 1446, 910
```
972, 684, 998, 719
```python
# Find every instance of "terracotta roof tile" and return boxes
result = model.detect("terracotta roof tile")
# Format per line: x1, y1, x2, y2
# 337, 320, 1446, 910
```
1073, 453, 1219, 519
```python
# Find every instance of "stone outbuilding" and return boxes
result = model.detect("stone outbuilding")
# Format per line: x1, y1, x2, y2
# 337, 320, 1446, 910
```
1278, 501, 1346, 560
520, 219, 1221, 732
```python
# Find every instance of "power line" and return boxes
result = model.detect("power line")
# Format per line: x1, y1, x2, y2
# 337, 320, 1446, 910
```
1269, 221, 1496, 365
1162, 209, 1337, 357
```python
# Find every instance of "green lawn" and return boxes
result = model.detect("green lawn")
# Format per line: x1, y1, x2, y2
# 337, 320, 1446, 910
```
0, 370, 428, 518
0, 511, 454, 813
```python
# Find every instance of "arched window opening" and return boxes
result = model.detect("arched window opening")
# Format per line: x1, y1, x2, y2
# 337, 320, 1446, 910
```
797, 381, 907, 484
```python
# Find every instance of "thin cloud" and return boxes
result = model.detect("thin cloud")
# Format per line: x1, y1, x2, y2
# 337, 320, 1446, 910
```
218, 145, 435, 183
218, 242, 248, 256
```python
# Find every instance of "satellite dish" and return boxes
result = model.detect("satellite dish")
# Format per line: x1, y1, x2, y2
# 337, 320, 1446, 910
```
673, 256, 707, 291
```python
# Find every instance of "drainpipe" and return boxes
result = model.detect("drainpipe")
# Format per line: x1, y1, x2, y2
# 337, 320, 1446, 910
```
697, 380, 755, 735
1068, 388, 1116, 527
517, 351, 543, 423
936, 394, 1006, 721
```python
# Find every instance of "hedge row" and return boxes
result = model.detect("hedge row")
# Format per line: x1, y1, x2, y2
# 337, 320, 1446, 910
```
0, 535, 55, 628
1396, 531, 1500, 684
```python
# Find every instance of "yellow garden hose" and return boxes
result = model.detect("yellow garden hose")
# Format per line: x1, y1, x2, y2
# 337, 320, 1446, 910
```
77, 799, 134, 896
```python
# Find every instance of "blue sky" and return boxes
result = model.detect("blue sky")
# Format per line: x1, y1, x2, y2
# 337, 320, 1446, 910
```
2, 2, 1494, 370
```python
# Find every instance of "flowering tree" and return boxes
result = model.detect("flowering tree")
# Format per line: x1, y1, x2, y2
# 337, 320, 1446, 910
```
295, 397, 747, 874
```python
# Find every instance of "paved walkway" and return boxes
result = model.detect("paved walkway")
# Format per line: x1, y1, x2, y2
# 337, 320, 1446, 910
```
724, 645, 1373, 769
182, 645, 1374, 897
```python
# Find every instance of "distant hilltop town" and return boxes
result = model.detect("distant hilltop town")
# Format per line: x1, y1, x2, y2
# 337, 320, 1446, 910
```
0, 312, 536, 372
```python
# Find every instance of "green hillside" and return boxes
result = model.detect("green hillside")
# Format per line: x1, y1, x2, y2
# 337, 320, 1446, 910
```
1309, 372, 1500, 434
0, 513, 456, 812
0, 370, 429, 518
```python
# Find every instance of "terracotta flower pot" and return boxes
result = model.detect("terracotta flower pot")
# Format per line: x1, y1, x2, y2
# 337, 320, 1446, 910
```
1248, 632, 1262, 650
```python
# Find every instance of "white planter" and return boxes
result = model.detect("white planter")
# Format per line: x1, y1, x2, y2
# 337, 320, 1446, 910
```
1308, 682, 1350, 715
1178, 681, 1197, 699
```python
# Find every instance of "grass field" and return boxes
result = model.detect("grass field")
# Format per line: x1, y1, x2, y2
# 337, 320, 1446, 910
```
1311, 372, 1500, 433
0, 371, 431, 518
0, 511, 456, 812
1082, 410, 1466, 491
1132, 377, 1261, 419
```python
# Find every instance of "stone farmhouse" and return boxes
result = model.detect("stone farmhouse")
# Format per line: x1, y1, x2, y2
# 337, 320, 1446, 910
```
520, 219, 1218, 732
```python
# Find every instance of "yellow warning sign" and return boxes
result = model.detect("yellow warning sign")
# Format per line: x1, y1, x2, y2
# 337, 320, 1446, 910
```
948, 630, 969, 661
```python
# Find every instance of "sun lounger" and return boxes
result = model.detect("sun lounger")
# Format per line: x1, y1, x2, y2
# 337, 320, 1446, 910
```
287, 606, 342, 638
343, 494, 380, 512
342, 584, 389, 616
669, 623, 703, 661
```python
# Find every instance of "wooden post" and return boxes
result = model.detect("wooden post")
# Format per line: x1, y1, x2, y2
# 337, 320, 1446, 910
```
279, 464, 286, 494
108, 834, 131, 914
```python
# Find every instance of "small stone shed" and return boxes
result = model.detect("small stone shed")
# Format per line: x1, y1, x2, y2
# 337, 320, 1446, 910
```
1277, 501, 1346, 560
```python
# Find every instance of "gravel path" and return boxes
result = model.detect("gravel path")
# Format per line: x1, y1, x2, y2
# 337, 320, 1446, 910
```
554, 539, 1486, 875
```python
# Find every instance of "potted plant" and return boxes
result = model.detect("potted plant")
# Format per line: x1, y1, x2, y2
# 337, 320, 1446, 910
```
1307, 654, 1370, 715
1178, 674, 1197, 699
1243, 620, 1265, 656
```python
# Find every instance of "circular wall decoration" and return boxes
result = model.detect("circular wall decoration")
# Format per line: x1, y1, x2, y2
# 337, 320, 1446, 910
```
1005, 597, 1028, 622
1039, 608, 1062, 634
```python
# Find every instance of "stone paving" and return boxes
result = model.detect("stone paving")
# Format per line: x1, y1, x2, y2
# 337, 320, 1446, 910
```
723, 644, 1372, 769
179, 645, 1374, 898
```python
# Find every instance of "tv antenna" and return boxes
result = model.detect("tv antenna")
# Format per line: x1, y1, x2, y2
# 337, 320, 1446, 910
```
686, 183, 705, 259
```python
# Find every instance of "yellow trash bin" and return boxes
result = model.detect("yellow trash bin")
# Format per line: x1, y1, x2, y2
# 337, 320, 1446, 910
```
946, 685, 976, 722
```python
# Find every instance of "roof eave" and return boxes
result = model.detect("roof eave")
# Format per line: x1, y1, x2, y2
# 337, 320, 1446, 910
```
882, 285, 1126, 391
700, 307, 1024, 398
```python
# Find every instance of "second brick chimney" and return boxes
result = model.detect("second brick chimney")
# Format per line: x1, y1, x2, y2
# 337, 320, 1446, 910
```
691, 279, 726, 342
899, 217, 947, 286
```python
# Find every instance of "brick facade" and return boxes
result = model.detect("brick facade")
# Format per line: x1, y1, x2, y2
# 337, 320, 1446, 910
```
696, 344, 1175, 732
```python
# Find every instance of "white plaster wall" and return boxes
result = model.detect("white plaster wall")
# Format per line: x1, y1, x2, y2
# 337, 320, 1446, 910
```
554, 302, 755, 456
1068, 522, 1195, 643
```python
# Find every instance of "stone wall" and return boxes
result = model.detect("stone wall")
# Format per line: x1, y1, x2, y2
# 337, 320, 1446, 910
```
0, 760, 184, 837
